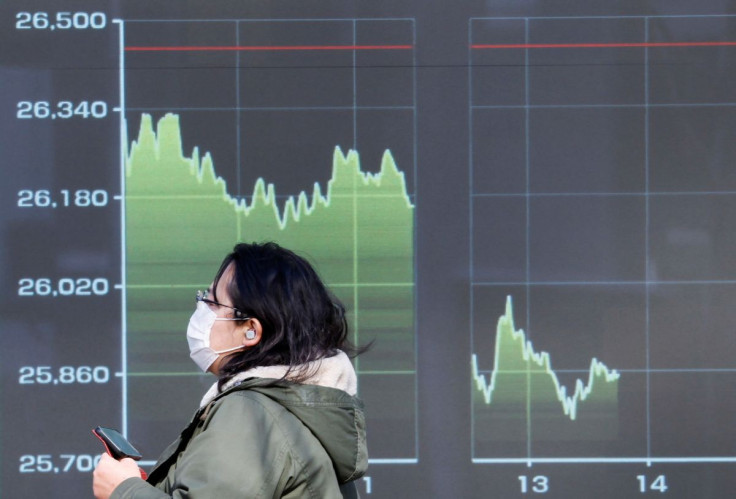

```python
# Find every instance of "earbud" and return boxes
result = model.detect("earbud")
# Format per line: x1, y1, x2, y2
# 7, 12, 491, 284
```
245, 329, 256, 340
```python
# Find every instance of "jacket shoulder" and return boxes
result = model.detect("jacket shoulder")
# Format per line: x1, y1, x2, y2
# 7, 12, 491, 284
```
204, 388, 344, 498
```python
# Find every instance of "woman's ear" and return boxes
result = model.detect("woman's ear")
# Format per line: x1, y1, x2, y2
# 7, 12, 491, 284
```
240, 318, 262, 346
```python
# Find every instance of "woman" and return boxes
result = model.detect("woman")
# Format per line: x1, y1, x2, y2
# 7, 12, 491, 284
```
93, 242, 368, 498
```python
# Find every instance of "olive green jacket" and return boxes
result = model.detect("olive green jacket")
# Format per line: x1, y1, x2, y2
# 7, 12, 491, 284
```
110, 378, 368, 498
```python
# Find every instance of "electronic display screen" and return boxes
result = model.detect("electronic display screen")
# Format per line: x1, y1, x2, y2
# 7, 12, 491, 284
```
2, 1, 736, 497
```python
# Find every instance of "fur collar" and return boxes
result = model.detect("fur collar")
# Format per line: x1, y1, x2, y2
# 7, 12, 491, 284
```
200, 351, 357, 407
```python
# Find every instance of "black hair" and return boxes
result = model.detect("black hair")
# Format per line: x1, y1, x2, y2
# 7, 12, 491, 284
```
212, 242, 363, 388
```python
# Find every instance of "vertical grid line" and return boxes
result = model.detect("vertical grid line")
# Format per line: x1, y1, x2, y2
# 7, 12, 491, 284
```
353, 19, 358, 150
235, 21, 242, 240
114, 18, 128, 437
352, 19, 360, 377
524, 17, 533, 466
412, 17, 419, 460
468, 18, 476, 459
644, 16, 652, 466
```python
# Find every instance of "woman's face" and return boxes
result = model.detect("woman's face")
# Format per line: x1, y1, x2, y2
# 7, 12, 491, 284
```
206, 263, 251, 373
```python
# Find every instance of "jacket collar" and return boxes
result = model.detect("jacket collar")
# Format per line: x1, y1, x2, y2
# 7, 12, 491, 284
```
200, 350, 357, 407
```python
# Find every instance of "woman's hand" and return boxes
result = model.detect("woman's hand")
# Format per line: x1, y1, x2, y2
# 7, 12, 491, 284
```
93, 453, 141, 499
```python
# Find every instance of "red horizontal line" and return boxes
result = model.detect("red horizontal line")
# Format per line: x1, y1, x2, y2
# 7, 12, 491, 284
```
125, 44, 413, 52
472, 41, 736, 49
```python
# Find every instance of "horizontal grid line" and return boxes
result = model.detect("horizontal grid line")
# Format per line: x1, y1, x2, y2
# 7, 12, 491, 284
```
472, 457, 736, 464
343, 370, 415, 375
126, 370, 415, 377
472, 41, 736, 50
126, 194, 417, 200
126, 44, 413, 52
471, 103, 736, 110
472, 191, 736, 197
472, 280, 736, 286
125, 106, 414, 112
470, 14, 736, 21
475, 368, 736, 374
368, 458, 418, 464
127, 282, 414, 288
304, 283, 414, 288
120, 18, 415, 23
141, 457, 417, 466
125, 193, 419, 201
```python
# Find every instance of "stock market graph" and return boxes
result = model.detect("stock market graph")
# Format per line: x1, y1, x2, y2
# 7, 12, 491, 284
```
3, 1, 736, 497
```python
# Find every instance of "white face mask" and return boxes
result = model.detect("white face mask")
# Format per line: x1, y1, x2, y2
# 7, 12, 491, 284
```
187, 301, 245, 372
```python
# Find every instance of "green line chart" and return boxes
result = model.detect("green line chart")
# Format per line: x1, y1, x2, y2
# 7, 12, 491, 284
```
472, 296, 620, 422
124, 112, 416, 459
472, 297, 622, 459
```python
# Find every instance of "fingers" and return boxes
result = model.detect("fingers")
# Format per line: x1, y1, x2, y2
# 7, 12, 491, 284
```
96, 452, 114, 467
92, 453, 141, 499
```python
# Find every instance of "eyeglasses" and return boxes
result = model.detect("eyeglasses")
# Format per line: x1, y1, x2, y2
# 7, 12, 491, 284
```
196, 290, 249, 320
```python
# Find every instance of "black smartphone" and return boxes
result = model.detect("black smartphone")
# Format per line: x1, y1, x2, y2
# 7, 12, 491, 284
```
92, 426, 143, 461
